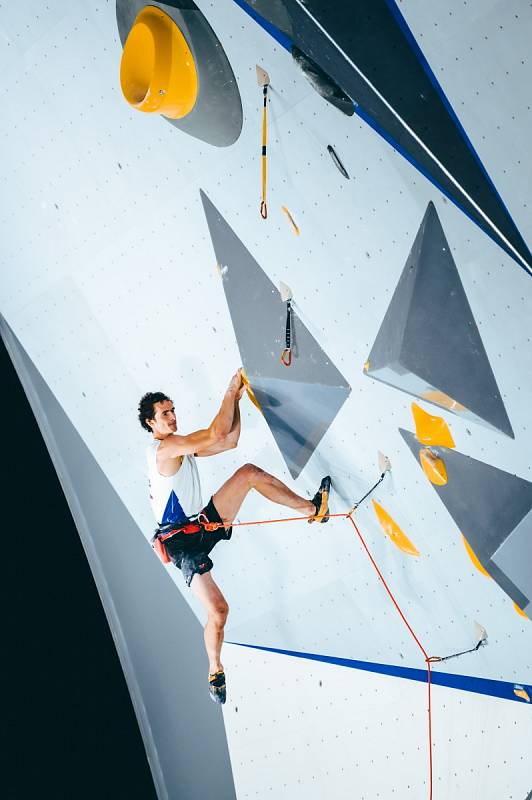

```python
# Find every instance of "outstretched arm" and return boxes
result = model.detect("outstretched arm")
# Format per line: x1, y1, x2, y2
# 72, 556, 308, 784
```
226, 396, 241, 446
195, 373, 244, 457
159, 370, 243, 460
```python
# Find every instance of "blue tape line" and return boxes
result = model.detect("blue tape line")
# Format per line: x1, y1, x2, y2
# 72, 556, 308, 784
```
228, 641, 532, 704
382, 0, 521, 230
384, 0, 528, 260
231, 0, 292, 51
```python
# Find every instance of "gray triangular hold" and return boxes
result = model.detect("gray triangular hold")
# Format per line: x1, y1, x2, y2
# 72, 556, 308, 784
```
251, 377, 350, 479
400, 428, 531, 610
0, 317, 236, 800
366, 203, 513, 438
200, 190, 351, 478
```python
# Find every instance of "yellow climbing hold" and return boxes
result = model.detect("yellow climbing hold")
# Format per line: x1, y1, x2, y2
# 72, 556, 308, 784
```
241, 369, 262, 414
513, 602, 529, 620
372, 501, 420, 556
422, 389, 466, 413
281, 206, 300, 235
419, 447, 448, 485
513, 685, 530, 702
363, 360, 370, 373
462, 536, 490, 578
411, 402, 455, 448
120, 6, 198, 119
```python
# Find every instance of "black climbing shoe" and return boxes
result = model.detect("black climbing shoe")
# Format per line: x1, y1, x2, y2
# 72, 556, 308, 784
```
209, 671, 226, 704
308, 475, 331, 524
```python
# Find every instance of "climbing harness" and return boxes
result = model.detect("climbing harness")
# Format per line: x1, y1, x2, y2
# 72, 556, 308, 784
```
257, 65, 270, 219
152, 512, 220, 564
281, 298, 292, 366
327, 144, 350, 179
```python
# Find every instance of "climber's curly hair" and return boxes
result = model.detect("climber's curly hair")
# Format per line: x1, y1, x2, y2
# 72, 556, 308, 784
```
138, 391, 172, 433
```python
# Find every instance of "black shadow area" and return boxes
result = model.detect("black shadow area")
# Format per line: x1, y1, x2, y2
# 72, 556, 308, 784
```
3, 338, 157, 800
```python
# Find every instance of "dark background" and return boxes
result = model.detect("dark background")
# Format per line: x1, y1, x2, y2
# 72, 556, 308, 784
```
3, 337, 157, 800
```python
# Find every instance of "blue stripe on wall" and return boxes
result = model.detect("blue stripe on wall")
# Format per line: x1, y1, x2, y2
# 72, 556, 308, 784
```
381, 0, 517, 221
228, 641, 532, 705
231, 0, 292, 51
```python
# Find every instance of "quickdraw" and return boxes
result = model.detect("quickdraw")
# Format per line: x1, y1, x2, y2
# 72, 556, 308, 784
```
260, 82, 268, 219
347, 471, 386, 514
281, 298, 292, 366
256, 66, 270, 219
427, 636, 488, 664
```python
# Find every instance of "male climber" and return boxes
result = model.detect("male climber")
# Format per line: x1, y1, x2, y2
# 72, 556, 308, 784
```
138, 369, 331, 704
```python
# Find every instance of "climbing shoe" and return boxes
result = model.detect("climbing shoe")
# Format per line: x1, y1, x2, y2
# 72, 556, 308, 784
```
308, 475, 331, 523
208, 670, 226, 705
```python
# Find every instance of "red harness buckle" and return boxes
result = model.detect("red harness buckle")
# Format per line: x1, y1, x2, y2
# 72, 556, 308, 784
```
202, 521, 222, 532
196, 512, 223, 532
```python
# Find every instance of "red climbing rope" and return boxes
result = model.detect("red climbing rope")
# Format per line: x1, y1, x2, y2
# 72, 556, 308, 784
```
210, 511, 348, 529
345, 512, 434, 800
203, 508, 436, 798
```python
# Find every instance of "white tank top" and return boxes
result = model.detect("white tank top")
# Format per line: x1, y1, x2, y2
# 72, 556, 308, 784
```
146, 439, 204, 525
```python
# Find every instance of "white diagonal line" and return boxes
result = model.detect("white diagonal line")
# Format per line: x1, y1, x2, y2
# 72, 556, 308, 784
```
293, 0, 531, 274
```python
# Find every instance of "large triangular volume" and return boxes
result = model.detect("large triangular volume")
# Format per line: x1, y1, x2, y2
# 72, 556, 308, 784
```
400, 428, 532, 612
366, 202, 513, 438
200, 190, 351, 478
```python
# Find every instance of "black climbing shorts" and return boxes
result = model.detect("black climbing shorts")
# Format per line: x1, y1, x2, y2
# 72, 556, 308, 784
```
163, 497, 232, 587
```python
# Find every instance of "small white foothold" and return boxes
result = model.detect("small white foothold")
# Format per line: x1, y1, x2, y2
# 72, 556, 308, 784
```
378, 451, 392, 474
279, 281, 293, 302
474, 621, 488, 644
256, 65, 270, 86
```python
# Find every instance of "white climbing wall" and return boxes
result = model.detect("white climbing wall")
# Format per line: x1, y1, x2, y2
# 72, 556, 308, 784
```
1, 1, 531, 798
